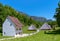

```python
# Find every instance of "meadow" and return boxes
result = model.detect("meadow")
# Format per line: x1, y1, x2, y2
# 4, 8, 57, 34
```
0, 33, 12, 39
0, 26, 36, 39
2, 27, 60, 41
22, 26, 36, 34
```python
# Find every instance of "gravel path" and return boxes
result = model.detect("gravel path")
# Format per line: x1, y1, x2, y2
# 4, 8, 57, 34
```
0, 29, 40, 41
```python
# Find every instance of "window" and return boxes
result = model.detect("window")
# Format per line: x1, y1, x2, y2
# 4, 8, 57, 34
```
19, 32, 20, 34
16, 28, 21, 30
16, 33, 17, 35
16, 28, 18, 30
4, 32, 6, 34
19, 28, 21, 30
10, 23, 12, 26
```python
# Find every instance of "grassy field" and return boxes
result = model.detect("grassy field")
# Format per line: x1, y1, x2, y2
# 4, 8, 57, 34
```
22, 26, 36, 34
2, 29, 60, 41
0, 26, 36, 39
0, 27, 60, 41
0, 33, 12, 39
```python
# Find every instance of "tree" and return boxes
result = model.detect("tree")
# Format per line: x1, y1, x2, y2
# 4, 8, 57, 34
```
48, 21, 57, 30
54, 2, 60, 27
0, 3, 43, 33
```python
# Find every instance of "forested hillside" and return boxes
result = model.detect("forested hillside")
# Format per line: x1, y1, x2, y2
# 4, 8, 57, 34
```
31, 16, 47, 22
0, 3, 43, 32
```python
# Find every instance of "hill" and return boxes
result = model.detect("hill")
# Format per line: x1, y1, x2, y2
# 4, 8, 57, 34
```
31, 16, 47, 22
31, 16, 52, 22
0, 3, 43, 32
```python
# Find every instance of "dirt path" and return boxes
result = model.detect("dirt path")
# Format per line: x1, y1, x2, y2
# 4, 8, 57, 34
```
0, 29, 40, 41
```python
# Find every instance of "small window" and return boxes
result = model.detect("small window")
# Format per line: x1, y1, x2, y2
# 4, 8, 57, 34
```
4, 32, 6, 34
10, 23, 12, 26
19, 28, 21, 30
16, 33, 17, 35
16, 28, 18, 30
19, 32, 20, 34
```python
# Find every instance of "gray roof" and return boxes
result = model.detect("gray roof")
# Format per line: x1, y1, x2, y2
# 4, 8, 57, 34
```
40, 23, 51, 30
28, 25, 37, 30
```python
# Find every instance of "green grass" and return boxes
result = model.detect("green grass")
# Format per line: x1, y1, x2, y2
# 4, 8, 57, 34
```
2, 30, 60, 41
0, 26, 36, 39
1, 27, 60, 41
22, 26, 36, 34
0, 33, 12, 39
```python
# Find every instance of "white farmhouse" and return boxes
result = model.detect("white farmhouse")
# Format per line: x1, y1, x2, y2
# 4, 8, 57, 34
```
2, 16, 23, 36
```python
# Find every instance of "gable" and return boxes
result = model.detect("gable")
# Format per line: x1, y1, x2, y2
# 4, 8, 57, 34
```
3, 18, 14, 27
40, 23, 51, 30
3, 16, 23, 29
8, 16, 23, 28
28, 25, 36, 30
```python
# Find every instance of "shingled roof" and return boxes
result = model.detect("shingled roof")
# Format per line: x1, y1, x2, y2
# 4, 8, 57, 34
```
40, 23, 51, 30
28, 25, 37, 30
8, 16, 23, 28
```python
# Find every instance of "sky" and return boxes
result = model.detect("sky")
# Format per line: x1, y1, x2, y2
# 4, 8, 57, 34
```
0, 0, 59, 20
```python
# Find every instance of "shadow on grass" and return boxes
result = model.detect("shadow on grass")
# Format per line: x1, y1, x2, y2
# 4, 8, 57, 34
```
0, 32, 2, 36
45, 29, 60, 35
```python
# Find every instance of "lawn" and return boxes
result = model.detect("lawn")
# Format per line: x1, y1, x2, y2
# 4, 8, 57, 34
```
2, 28, 60, 41
0, 26, 36, 39
22, 26, 36, 34
0, 33, 12, 39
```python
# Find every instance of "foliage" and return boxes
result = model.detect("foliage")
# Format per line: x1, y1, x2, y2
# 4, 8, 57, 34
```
2, 30, 60, 41
48, 21, 58, 30
54, 2, 60, 27
48, 21, 57, 27
0, 33, 12, 39
22, 26, 36, 34
0, 3, 43, 32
